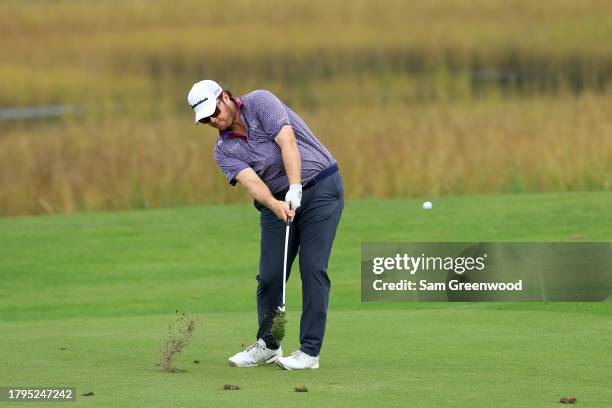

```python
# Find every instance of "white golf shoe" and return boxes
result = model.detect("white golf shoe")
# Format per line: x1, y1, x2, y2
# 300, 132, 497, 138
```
228, 339, 282, 367
276, 350, 319, 370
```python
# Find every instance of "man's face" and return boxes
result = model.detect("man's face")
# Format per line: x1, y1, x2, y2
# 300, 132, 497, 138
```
200, 93, 233, 130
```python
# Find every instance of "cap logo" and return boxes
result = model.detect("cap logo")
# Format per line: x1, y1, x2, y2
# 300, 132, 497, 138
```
190, 97, 208, 110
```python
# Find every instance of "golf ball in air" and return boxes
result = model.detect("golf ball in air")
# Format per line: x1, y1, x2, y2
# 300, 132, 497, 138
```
422, 201, 432, 210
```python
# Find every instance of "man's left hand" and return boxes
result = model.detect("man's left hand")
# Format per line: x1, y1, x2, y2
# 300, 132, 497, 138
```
285, 184, 302, 210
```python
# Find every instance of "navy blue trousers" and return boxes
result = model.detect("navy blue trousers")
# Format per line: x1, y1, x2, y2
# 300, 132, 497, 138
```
254, 171, 344, 356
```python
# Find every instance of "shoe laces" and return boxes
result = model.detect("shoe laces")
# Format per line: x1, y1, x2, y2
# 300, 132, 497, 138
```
290, 350, 309, 360
246, 341, 264, 352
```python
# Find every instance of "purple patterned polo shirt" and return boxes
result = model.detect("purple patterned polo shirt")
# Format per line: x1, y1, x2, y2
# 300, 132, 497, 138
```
213, 90, 336, 195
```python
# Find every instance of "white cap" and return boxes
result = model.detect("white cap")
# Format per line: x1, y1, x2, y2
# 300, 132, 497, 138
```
187, 80, 223, 124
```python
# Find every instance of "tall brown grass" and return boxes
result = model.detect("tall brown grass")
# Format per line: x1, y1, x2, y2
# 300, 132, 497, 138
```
1, 0, 611, 108
1, 91, 610, 216
1, 0, 611, 216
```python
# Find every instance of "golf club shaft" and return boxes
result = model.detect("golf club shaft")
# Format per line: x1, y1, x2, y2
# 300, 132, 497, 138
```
281, 217, 291, 311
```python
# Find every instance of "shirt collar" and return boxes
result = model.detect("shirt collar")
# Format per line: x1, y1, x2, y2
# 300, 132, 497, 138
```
220, 97, 247, 141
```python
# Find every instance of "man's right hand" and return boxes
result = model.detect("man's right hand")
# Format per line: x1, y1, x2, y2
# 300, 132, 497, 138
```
271, 200, 295, 223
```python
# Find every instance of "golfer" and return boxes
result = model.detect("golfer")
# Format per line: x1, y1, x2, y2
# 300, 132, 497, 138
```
187, 80, 344, 370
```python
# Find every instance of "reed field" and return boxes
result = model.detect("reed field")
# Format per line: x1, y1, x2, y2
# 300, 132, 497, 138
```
1, 0, 611, 216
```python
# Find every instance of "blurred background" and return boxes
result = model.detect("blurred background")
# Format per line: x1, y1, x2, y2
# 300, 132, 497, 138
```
1, 0, 611, 216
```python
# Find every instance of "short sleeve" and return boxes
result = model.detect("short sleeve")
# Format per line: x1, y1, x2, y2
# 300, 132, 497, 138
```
251, 90, 291, 139
214, 145, 250, 186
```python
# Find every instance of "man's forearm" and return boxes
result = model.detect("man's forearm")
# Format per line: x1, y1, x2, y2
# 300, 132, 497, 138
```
276, 125, 301, 185
282, 144, 301, 185
236, 168, 277, 209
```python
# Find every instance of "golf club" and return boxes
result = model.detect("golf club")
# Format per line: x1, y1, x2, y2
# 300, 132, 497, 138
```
271, 215, 292, 342
281, 216, 292, 312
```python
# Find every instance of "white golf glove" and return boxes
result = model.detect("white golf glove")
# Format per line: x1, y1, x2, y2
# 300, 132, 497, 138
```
285, 184, 302, 210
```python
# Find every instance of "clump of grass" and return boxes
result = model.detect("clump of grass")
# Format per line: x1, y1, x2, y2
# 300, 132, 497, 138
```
160, 305, 202, 372
271, 310, 287, 342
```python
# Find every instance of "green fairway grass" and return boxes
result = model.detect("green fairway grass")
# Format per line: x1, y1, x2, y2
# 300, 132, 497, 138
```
1, 192, 611, 407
